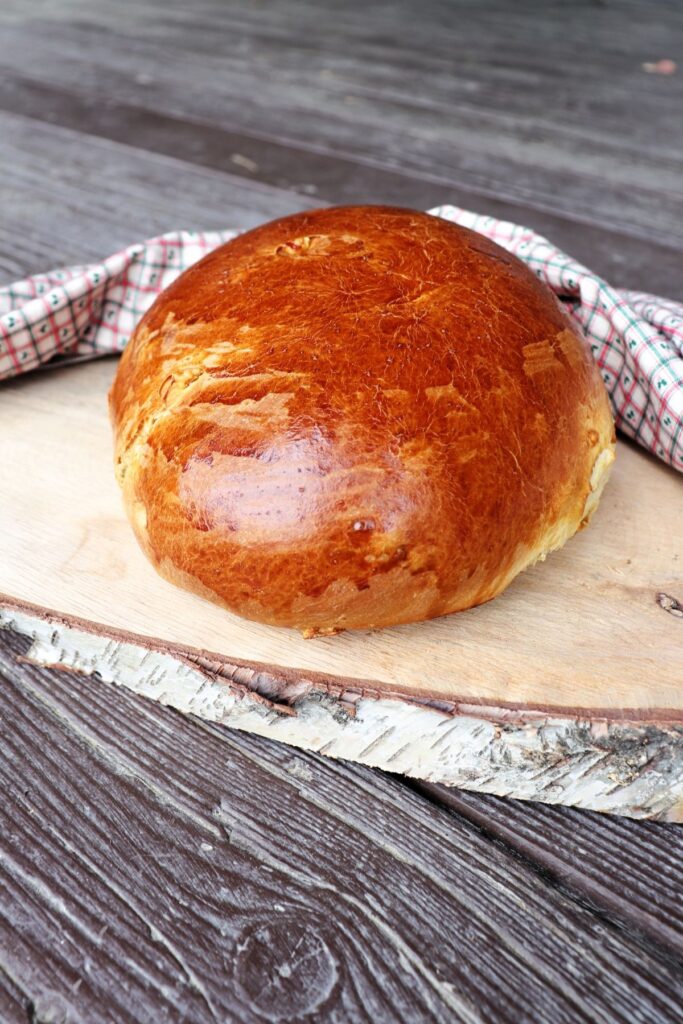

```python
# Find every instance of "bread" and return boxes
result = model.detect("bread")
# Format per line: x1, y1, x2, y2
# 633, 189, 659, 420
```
110, 206, 615, 634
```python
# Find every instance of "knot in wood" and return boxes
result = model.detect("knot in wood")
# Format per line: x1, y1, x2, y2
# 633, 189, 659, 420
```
233, 917, 337, 1020
28, 991, 81, 1024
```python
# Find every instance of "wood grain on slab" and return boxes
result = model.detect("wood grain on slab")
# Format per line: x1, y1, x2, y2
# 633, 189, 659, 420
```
0, 628, 682, 1024
1, 358, 681, 715
1, 357, 682, 817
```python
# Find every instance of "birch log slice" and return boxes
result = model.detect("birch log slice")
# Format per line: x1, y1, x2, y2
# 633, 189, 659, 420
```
1, 358, 682, 820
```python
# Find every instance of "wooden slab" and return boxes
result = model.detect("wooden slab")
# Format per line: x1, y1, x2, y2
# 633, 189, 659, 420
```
1, 357, 682, 819
1, 357, 680, 711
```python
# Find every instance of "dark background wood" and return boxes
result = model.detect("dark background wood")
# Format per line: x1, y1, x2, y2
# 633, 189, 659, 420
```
1, 1, 682, 1020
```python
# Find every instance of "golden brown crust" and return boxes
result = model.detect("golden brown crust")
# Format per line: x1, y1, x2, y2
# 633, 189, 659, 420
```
110, 206, 615, 632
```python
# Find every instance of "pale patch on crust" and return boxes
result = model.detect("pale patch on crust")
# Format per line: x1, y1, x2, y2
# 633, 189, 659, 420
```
188, 391, 294, 429
522, 339, 563, 376
555, 328, 587, 369
288, 564, 441, 632
274, 234, 332, 256
424, 383, 479, 413
582, 446, 616, 523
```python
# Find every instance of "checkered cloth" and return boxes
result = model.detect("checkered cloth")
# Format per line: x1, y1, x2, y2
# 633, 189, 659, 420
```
1, 205, 682, 472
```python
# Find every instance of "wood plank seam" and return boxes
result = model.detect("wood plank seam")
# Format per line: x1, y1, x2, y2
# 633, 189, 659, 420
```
409, 780, 683, 967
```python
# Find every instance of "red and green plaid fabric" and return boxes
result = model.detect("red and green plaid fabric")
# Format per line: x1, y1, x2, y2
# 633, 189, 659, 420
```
1, 206, 681, 472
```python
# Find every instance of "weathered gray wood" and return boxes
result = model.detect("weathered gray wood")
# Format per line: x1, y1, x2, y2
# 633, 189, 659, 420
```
3, 1, 682, 221
1, 72, 681, 299
0, 971, 24, 1024
0, 628, 682, 1024
0, 110, 323, 280
0, 0, 682, 295
417, 784, 683, 959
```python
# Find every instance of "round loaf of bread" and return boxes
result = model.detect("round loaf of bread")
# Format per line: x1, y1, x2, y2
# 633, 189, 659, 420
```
110, 206, 615, 634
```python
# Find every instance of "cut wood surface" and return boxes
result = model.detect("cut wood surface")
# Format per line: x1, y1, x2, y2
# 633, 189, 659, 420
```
1, 358, 681, 716
1, 356, 682, 819
1, 0, 683, 1018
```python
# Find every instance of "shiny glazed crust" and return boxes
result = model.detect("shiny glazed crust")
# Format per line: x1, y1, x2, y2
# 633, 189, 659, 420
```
110, 206, 615, 633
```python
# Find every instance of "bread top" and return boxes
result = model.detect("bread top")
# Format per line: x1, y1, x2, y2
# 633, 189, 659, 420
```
110, 206, 615, 632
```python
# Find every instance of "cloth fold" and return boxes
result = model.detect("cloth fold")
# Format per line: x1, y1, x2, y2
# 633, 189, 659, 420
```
1, 205, 681, 472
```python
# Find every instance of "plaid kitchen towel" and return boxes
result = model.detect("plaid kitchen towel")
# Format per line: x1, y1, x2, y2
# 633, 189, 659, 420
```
1, 205, 681, 472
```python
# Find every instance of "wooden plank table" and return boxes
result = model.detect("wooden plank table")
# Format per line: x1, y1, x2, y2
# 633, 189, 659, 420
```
0, 1, 682, 1019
